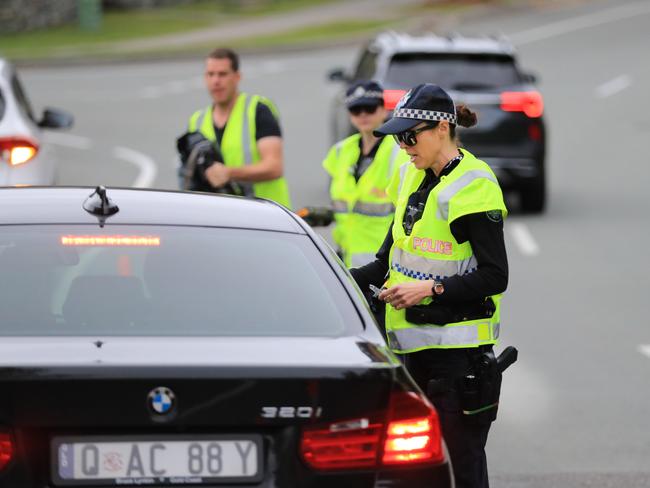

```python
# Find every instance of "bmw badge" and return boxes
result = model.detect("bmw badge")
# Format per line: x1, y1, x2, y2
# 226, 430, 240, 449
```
148, 387, 176, 416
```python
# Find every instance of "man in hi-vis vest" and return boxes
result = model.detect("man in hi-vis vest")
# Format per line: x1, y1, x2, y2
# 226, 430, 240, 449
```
187, 48, 292, 208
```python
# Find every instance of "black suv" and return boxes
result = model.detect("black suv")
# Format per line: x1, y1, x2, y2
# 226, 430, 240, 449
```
328, 32, 547, 213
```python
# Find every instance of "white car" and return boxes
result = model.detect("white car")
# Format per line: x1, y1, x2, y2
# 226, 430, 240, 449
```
0, 58, 73, 186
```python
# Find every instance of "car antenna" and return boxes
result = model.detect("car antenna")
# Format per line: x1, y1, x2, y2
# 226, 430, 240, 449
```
83, 186, 119, 228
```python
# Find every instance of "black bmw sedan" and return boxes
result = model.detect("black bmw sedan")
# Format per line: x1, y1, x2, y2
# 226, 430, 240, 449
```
0, 187, 453, 488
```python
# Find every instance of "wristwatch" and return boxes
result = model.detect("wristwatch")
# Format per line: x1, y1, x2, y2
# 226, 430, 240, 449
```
432, 280, 445, 296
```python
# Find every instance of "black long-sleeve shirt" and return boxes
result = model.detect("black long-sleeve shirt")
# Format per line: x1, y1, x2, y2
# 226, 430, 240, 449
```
350, 158, 508, 304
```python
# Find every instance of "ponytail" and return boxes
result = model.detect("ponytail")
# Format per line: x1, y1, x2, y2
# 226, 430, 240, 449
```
455, 104, 477, 128
449, 104, 477, 141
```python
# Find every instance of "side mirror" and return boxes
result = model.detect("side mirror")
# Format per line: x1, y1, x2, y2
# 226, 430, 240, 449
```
38, 108, 74, 129
521, 71, 539, 84
327, 68, 349, 82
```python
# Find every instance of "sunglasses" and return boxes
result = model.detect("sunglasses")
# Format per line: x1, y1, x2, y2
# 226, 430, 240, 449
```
349, 105, 379, 116
393, 123, 437, 147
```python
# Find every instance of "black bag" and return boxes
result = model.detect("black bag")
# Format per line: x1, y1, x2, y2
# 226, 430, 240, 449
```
176, 131, 244, 195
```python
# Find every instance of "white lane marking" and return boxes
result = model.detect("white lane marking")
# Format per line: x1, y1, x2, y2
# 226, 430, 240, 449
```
595, 75, 632, 98
509, 222, 540, 256
257, 60, 288, 74
137, 61, 290, 99
511, 1, 650, 45
140, 86, 166, 99
638, 345, 650, 358
43, 132, 93, 150
112, 146, 157, 188
138, 76, 203, 99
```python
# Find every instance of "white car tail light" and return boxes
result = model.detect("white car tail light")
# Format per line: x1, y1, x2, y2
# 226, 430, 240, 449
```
0, 137, 39, 166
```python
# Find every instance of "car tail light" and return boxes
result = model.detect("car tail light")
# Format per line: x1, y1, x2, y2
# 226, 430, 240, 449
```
500, 91, 544, 118
0, 137, 39, 166
301, 418, 383, 469
528, 123, 542, 141
0, 430, 14, 471
301, 390, 443, 470
382, 391, 443, 465
384, 90, 407, 110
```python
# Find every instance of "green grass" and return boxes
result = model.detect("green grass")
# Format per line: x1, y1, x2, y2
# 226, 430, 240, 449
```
0, 0, 342, 60
136, 18, 403, 59
228, 19, 403, 49
0, 11, 213, 59
174, 0, 341, 16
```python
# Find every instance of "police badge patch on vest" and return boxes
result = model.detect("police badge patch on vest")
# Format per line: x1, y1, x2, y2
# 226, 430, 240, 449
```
486, 210, 503, 222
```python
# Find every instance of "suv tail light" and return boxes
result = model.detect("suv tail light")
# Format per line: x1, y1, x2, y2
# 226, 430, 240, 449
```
0, 137, 39, 166
500, 91, 544, 118
384, 90, 408, 111
301, 390, 443, 470
0, 430, 13, 472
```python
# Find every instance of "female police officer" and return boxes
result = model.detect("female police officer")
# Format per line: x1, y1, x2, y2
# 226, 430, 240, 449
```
350, 83, 508, 488
322, 81, 408, 267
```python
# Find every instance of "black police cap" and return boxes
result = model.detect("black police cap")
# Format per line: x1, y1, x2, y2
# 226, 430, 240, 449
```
345, 80, 384, 109
374, 83, 457, 136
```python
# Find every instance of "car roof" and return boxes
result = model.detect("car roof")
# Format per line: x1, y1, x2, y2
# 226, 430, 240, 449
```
0, 187, 306, 233
370, 31, 516, 56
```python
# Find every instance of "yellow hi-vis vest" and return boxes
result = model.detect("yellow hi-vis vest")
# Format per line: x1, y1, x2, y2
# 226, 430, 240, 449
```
385, 148, 507, 353
323, 134, 408, 267
188, 93, 292, 209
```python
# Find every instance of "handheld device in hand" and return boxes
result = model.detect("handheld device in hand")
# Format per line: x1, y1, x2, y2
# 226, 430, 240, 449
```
369, 284, 385, 298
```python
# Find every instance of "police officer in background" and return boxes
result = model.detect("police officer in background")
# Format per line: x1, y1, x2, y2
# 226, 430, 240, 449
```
322, 81, 408, 268
350, 84, 508, 488
186, 47, 292, 208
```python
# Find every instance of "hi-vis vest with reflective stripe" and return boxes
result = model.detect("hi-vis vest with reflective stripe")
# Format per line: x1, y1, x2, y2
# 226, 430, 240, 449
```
323, 134, 407, 267
385, 148, 507, 353
188, 93, 292, 209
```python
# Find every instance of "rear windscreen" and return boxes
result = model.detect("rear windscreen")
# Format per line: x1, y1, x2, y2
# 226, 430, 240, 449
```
0, 225, 361, 337
385, 53, 521, 90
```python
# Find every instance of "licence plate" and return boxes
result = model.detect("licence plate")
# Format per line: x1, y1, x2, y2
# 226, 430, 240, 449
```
51, 435, 262, 486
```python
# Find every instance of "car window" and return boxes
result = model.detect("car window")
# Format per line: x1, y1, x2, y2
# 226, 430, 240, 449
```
11, 73, 36, 122
384, 53, 521, 90
0, 225, 362, 337
354, 49, 378, 80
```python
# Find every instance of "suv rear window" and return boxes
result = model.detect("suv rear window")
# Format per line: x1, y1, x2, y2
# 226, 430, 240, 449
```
385, 53, 521, 90
0, 225, 360, 337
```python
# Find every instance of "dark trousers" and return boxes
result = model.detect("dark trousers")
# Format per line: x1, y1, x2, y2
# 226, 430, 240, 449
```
404, 348, 492, 488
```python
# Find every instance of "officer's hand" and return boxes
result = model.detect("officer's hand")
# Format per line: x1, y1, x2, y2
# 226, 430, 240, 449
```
378, 281, 433, 310
204, 163, 231, 188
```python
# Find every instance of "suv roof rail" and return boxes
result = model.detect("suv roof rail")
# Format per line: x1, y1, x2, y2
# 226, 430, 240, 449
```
373, 30, 516, 54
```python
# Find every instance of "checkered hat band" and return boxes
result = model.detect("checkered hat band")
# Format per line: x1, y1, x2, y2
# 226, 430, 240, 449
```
394, 108, 457, 124
345, 90, 384, 104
